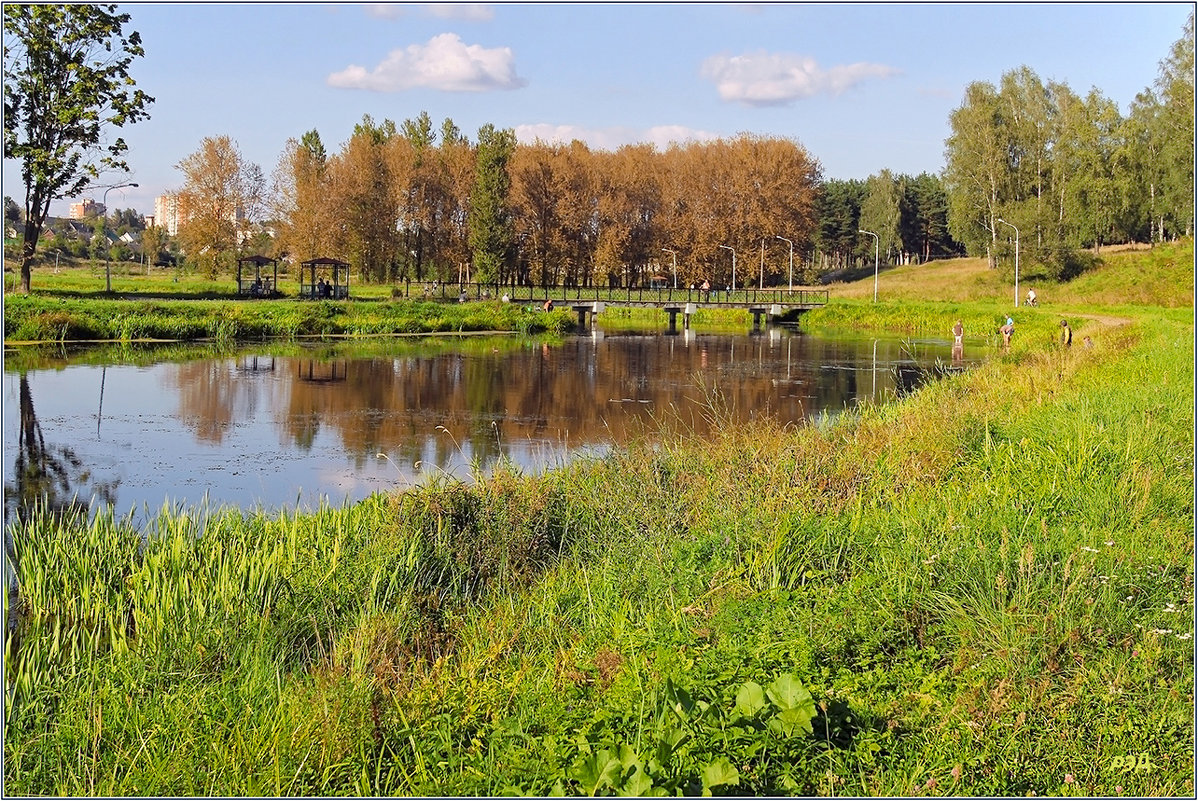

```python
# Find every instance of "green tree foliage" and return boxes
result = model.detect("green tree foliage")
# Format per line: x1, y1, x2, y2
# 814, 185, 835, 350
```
3, 3, 153, 293
901, 173, 960, 262
1154, 10, 1195, 239
469, 124, 517, 284
944, 80, 1007, 267
943, 13, 1194, 277
5, 195, 23, 230
814, 179, 865, 273
859, 169, 903, 262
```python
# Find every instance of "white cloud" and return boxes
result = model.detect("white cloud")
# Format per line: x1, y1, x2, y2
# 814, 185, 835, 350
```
701, 50, 899, 106
514, 123, 721, 151
364, 4, 407, 20
425, 3, 493, 22
327, 33, 525, 92
364, 4, 494, 22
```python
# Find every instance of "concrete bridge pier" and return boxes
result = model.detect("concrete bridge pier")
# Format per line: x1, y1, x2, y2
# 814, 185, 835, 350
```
749, 304, 787, 331
570, 301, 606, 331
664, 303, 698, 333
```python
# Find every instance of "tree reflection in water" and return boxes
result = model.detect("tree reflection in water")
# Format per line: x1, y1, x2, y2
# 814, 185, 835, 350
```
3, 373, 119, 525
2, 331, 979, 518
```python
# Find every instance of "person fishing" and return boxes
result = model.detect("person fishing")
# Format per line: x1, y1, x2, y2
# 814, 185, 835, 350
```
999, 315, 1015, 346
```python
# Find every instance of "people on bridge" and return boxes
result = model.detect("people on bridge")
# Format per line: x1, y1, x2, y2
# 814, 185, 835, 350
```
701, 279, 711, 301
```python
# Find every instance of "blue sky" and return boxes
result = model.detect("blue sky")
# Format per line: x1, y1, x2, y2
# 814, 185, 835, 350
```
6, 2, 1191, 218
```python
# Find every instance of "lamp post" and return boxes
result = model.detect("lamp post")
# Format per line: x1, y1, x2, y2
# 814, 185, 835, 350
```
662, 247, 678, 289
858, 229, 879, 303
775, 236, 794, 290
996, 217, 1019, 309
102, 181, 138, 293
718, 244, 736, 293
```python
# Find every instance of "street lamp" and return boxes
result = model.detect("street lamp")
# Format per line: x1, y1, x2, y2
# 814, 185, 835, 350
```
718, 244, 736, 293
775, 236, 794, 291
662, 247, 678, 289
858, 229, 879, 303
996, 218, 1019, 309
102, 181, 138, 293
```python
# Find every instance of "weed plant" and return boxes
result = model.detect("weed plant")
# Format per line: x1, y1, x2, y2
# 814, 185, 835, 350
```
4, 246, 1193, 795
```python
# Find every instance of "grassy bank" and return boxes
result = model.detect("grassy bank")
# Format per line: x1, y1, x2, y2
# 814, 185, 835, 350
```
6, 256, 1193, 795
2, 295, 571, 344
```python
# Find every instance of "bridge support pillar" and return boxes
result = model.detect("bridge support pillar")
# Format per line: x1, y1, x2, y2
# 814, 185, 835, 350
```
664, 303, 695, 333
571, 301, 605, 332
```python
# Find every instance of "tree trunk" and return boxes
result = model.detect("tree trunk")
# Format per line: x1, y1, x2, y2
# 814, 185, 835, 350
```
19, 216, 44, 294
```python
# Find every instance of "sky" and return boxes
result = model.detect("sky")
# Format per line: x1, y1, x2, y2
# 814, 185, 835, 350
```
4, 1, 1192, 219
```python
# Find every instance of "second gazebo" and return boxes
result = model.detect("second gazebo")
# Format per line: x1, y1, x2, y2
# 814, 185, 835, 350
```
300, 257, 350, 299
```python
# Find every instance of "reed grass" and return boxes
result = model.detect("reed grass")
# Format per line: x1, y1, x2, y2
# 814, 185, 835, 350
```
3, 295, 570, 344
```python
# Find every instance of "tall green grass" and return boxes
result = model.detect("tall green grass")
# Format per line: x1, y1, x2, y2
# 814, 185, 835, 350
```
3, 296, 571, 344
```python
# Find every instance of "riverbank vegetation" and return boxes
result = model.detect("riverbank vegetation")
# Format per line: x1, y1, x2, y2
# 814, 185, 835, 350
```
2, 293, 570, 344
4, 243, 1192, 795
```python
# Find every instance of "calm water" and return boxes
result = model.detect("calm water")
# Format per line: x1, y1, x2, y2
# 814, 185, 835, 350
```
3, 327, 981, 520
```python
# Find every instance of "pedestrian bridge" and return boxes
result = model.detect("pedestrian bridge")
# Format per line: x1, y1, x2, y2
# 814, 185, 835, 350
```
501, 286, 830, 330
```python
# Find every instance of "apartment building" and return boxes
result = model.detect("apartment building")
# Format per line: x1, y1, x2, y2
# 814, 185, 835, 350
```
68, 199, 102, 219
154, 193, 184, 236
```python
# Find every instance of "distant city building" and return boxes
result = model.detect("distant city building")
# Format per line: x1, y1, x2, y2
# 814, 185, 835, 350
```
154, 191, 269, 246
68, 199, 102, 219
154, 193, 184, 237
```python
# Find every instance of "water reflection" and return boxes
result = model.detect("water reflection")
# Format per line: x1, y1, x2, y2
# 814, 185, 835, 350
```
3, 329, 981, 519
3, 372, 119, 523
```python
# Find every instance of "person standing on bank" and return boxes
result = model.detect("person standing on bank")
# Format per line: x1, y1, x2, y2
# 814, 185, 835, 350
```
1060, 319, 1072, 347
952, 319, 964, 346
999, 315, 1015, 346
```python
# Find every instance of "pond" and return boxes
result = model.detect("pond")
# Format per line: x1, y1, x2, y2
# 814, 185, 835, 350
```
2, 326, 983, 521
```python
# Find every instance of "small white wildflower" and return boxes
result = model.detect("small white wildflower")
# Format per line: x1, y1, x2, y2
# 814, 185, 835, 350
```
1082, 546, 1099, 553
1104, 540, 1115, 546
1177, 633, 1192, 640
1152, 628, 1173, 635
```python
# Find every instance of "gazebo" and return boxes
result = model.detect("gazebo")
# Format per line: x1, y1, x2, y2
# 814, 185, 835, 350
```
236, 254, 280, 297
300, 257, 351, 299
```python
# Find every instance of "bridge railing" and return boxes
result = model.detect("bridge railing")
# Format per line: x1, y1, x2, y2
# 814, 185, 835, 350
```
404, 281, 829, 307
